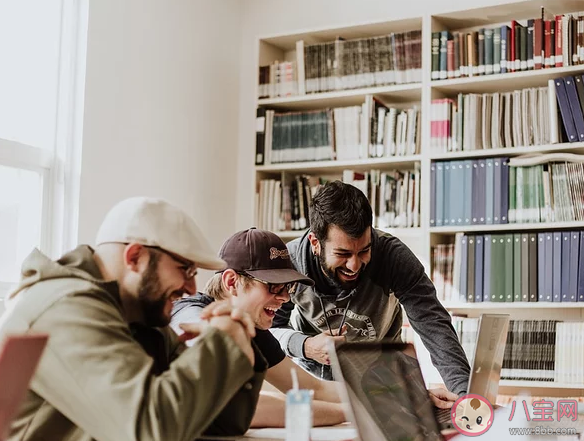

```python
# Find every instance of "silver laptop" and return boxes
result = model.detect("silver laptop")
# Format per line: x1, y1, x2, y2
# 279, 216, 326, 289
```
466, 313, 510, 404
434, 313, 510, 428
329, 314, 510, 440
330, 341, 444, 441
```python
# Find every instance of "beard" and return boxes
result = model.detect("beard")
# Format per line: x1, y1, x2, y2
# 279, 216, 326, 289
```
137, 253, 169, 328
316, 245, 364, 291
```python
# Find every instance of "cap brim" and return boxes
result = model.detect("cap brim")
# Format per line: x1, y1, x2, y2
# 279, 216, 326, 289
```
246, 268, 314, 286
196, 256, 227, 271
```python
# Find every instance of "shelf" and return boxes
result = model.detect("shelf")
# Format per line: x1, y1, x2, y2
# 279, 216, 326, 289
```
500, 380, 584, 389
430, 221, 584, 234
259, 17, 422, 51
430, 65, 584, 95
256, 155, 421, 174
442, 301, 584, 310
276, 227, 422, 240
257, 83, 422, 110
498, 380, 584, 397
275, 230, 306, 240
430, 142, 584, 160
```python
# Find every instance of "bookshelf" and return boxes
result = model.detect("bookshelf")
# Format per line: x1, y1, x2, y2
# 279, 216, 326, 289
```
252, 0, 584, 396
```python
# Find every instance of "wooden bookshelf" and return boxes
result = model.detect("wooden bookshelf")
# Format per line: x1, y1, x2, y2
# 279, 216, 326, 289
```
430, 142, 584, 160
499, 381, 584, 397
256, 155, 421, 174
252, 0, 584, 397
258, 83, 422, 110
443, 301, 584, 310
430, 64, 584, 94
430, 221, 584, 234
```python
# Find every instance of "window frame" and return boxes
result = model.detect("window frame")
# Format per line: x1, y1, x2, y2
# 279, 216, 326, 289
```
0, 0, 88, 306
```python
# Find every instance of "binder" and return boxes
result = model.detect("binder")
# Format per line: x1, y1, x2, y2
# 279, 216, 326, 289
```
563, 76, 584, 141
554, 77, 578, 142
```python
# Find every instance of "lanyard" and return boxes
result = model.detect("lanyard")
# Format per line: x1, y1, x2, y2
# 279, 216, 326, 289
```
318, 296, 352, 336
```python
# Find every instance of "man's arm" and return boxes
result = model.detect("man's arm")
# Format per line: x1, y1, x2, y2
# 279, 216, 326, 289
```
266, 356, 341, 403
30, 294, 264, 441
250, 390, 346, 428
270, 301, 311, 359
382, 237, 470, 395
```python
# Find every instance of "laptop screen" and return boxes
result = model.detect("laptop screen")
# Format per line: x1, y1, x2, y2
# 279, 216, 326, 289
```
331, 342, 443, 441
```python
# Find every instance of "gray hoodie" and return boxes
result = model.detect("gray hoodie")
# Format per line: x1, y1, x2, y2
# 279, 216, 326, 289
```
271, 229, 470, 395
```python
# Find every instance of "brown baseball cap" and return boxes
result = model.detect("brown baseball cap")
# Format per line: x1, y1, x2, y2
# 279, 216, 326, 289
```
219, 228, 314, 286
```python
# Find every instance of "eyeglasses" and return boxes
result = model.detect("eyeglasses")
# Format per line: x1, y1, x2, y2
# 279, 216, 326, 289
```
238, 272, 297, 295
147, 246, 197, 279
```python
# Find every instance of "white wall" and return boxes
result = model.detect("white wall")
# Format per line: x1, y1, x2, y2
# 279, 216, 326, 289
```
235, 0, 521, 229
79, 0, 241, 282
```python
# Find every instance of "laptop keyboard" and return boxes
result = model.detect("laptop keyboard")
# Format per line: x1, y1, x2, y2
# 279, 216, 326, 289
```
435, 407, 452, 426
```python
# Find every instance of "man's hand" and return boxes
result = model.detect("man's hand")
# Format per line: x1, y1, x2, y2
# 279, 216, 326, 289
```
303, 326, 346, 365
428, 387, 458, 409
199, 300, 256, 337
179, 301, 256, 365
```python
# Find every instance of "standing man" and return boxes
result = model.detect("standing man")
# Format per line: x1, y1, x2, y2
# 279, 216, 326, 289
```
0, 197, 265, 441
271, 180, 470, 400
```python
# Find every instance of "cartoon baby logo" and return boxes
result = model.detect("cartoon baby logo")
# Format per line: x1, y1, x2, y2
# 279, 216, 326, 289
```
451, 394, 494, 436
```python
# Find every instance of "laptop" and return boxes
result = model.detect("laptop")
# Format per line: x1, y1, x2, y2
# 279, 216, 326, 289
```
328, 314, 510, 440
434, 313, 510, 427
0, 334, 48, 440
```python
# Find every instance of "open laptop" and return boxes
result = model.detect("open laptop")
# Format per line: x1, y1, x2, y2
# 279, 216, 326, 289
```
329, 313, 510, 440
434, 313, 510, 427
0, 334, 48, 440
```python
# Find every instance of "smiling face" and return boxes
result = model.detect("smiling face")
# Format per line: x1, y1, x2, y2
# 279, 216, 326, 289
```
311, 225, 372, 290
227, 272, 290, 330
137, 247, 197, 327
451, 395, 493, 436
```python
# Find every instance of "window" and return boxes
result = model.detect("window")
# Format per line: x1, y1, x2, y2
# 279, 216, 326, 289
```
0, 0, 88, 307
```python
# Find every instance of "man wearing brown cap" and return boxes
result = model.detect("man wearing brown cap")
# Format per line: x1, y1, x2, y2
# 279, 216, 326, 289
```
0, 197, 266, 441
171, 228, 346, 428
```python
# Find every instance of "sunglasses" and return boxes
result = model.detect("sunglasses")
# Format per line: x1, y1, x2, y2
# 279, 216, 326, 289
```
238, 272, 297, 295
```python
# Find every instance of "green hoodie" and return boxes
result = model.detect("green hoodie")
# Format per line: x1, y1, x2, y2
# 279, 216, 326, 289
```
1, 245, 266, 441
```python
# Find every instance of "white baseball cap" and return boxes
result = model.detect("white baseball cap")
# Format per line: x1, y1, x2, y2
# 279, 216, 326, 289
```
95, 197, 226, 271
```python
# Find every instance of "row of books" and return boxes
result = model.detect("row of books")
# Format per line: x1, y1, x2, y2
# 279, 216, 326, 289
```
256, 176, 322, 233
432, 11, 584, 80
430, 85, 555, 153
255, 100, 420, 165
433, 230, 584, 304
343, 168, 420, 229
454, 318, 558, 382
430, 74, 584, 154
508, 154, 584, 224
454, 318, 583, 384
431, 158, 510, 227
255, 108, 334, 165
258, 60, 297, 99
257, 31, 422, 99
297, 32, 422, 93
431, 154, 584, 227
255, 168, 420, 231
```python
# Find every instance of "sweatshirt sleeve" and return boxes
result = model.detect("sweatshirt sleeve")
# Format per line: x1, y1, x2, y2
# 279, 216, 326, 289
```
382, 237, 471, 396
29, 292, 265, 441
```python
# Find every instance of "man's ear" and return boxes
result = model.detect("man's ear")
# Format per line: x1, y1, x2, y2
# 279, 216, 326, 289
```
123, 243, 147, 273
221, 269, 239, 297
308, 232, 321, 256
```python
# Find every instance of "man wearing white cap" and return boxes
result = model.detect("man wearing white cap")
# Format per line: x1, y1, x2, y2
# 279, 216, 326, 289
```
0, 197, 266, 441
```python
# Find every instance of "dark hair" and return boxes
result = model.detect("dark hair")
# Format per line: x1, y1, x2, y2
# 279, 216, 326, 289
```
309, 180, 372, 241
